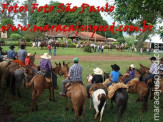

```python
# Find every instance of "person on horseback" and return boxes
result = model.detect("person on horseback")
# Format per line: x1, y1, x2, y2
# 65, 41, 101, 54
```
25, 53, 33, 66
7, 45, 16, 60
106, 64, 120, 87
87, 67, 103, 97
123, 64, 135, 84
40, 53, 58, 89
17, 44, 27, 64
60, 57, 82, 96
142, 57, 159, 83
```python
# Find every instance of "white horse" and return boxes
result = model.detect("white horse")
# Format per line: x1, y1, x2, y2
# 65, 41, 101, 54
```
90, 89, 107, 122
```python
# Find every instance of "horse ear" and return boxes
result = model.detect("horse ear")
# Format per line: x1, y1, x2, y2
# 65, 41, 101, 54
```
59, 63, 61, 66
66, 62, 70, 66
63, 61, 65, 66
55, 62, 58, 65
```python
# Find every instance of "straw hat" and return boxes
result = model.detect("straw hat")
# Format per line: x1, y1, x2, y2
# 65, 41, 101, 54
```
130, 64, 135, 68
93, 67, 103, 75
27, 53, 32, 57
40, 53, 51, 59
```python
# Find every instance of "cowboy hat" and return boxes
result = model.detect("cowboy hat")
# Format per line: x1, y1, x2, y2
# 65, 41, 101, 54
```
93, 67, 103, 75
27, 53, 32, 57
9, 45, 15, 49
111, 64, 120, 71
149, 57, 156, 61
40, 53, 51, 59
130, 64, 135, 68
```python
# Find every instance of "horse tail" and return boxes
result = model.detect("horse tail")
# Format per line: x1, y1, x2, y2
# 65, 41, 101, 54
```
78, 93, 84, 116
26, 75, 36, 87
98, 93, 106, 114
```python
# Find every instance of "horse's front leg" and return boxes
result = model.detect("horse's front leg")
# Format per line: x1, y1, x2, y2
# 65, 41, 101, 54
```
52, 85, 55, 102
65, 97, 69, 110
49, 85, 52, 101
32, 89, 36, 111
89, 98, 92, 110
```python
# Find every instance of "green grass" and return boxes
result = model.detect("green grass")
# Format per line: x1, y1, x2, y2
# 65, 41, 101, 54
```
0, 60, 163, 122
1, 46, 162, 57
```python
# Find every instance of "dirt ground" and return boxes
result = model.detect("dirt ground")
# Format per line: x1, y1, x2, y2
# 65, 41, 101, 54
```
35, 55, 148, 61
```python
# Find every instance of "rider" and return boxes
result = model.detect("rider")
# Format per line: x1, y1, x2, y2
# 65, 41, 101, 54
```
60, 57, 82, 96
7, 45, 16, 60
40, 53, 58, 89
142, 57, 159, 84
17, 44, 27, 64
106, 64, 120, 87
87, 67, 103, 97
25, 53, 33, 66
123, 64, 135, 84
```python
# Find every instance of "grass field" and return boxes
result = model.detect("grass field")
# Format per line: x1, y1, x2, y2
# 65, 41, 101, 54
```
0, 47, 163, 122
1, 46, 159, 57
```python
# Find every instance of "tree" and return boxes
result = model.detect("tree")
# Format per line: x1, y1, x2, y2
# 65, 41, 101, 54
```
112, 0, 163, 46
0, 18, 14, 37
29, 2, 124, 39
10, 33, 21, 41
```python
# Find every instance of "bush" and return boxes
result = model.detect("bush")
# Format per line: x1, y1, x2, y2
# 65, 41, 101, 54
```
10, 33, 21, 41
104, 45, 108, 49
69, 43, 76, 48
84, 45, 92, 53
117, 38, 126, 44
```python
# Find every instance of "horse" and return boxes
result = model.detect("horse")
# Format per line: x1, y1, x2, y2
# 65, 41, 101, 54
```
59, 62, 87, 122
52, 62, 61, 76
40, 41, 48, 50
90, 89, 107, 122
62, 42, 66, 48
110, 88, 128, 122
25, 70, 57, 111
19, 41, 26, 48
103, 72, 109, 81
108, 44, 113, 51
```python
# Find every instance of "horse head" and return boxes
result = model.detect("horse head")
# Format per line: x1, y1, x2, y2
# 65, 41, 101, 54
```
59, 62, 69, 78
23, 65, 34, 83
53, 62, 62, 75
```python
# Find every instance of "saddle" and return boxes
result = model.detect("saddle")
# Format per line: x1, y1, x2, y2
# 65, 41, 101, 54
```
89, 83, 108, 95
64, 81, 83, 92
36, 71, 52, 83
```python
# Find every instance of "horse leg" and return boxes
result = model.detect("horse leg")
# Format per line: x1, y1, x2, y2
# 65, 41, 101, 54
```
100, 104, 105, 122
34, 89, 43, 111
89, 98, 92, 110
94, 105, 99, 120
117, 105, 122, 122
150, 89, 154, 100
32, 89, 36, 111
73, 105, 79, 122
82, 102, 86, 122
65, 97, 69, 110
111, 99, 114, 109
49, 86, 52, 101
17, 88, 21, 98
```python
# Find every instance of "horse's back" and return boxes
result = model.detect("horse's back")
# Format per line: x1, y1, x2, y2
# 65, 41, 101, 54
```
114, 88, 128, 103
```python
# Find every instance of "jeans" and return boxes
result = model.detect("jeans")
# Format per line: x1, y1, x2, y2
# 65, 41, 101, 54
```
106, 81, 117, 87
123, 77, 134, 84
61, 78, 71, 94
48, 49, 52, 55
53, 49, 56, 56
87, 84, 93, 97
142, 74, 155, 84
46, 71, 57, 88
101, 49, 104, 53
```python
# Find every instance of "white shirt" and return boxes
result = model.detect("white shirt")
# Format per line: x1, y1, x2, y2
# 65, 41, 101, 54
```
150, 62, 159, 74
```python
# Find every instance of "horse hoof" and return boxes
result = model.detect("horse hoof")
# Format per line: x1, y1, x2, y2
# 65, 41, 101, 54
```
94, 114, 98, 120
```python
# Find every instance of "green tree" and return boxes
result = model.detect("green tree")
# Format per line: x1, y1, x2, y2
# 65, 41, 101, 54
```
10, 33, 21, 41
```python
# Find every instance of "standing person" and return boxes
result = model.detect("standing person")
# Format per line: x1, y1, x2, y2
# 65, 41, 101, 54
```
123, 64, 135, 84
142, 57, 159, 84
60, 57, 82, 96
17, 45, 27, 64
106, 64, 120, 87
101, 45, 105, 53
140, 48, 143, 54
40, 53, 58, 89
97, 45, 100, 53
7, 45, 16, 60
48, 44, 52, 55
53, 43, 57, 56
0, 47, 3, 62
87, 67, 103, 97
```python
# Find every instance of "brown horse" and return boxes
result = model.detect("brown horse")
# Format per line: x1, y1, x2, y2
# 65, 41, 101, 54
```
52, 62, 61, 76
59, 62, 87, 122
19, 41, 26, 48
25, 70, 56, 111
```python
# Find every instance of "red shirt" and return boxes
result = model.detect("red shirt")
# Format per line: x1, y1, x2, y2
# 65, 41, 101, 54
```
48, 45, 51, 50
25, 57, 30, 65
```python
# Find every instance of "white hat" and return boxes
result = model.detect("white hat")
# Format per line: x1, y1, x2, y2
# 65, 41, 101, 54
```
130, 64, 134, 68
27, 53, 32, 56
40, 53, 51, 59
93, 67, 103, 75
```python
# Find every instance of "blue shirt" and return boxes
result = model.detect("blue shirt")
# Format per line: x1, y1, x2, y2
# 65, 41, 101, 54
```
17, 49, 27, 63
7, 49, 16, 60
111, 71, 120, 82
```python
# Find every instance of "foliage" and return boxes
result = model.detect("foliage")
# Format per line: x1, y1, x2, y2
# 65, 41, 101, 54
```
0, 18, 14, 37
69, 43, 76, 48
84, 45, 92, 53
124, 36, 137, 46
117, 38, 126, 44
10, 33, 21, 41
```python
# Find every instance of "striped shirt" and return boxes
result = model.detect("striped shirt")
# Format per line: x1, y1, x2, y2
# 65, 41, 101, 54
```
150, 62, 159, 74
69, 63, 82, 81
